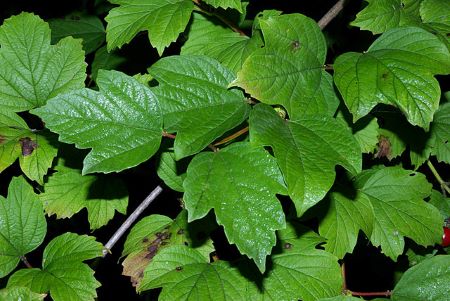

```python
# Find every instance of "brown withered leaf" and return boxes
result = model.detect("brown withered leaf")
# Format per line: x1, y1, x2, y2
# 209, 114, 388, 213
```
19, 137, 38, 156
0, 135, 5, 144
375, 136, 391, 159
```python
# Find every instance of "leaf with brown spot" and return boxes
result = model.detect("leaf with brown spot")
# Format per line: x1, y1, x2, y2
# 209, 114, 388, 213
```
121, 211, 215, 288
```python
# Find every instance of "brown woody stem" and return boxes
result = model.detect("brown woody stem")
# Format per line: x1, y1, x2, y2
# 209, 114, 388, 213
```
318, 0, 346, 30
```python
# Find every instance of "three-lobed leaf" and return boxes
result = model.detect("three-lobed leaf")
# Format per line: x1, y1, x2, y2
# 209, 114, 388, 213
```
0, 13, 86, 113
0, 177, 46, 277
32, 69, 163, 174
334, 26, 450, 130
7, 233, 103, 301
250, 104, 361, 216
183, 142, 287, 272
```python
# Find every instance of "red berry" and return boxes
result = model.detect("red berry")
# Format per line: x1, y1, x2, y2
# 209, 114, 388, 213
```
442, 227, 450, 247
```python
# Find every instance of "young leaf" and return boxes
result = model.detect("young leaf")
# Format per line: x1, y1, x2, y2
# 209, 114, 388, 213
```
334, 26, 450, 130
232, 14, 332, 117
149, 55, 249, 159
351, 0, 422, 34
203, 0, 243, 12
32, 70, 163, 174
181, 13, 261, 74
7, 233, 103, 301
356, 167, 442, 259
39, 166, 128, 230
0, 286, 45, 301
0, 13, 86, 112
49, 14, 105, 54
183, 142, 287, 272
261, 226, 343, 301
140, 245, 249, 299
319, 191, 374, 258
105, 0, 194, 55
0, 177, 46, 277
249, 104, 362, 216
122, 211, 214, 287
392, 255, 450, 301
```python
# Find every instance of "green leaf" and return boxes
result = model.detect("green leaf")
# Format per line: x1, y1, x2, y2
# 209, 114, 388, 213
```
0, 111, 28, 128
122, 211, 214, 287
8, 233, 103, 301
149, 55, 249, 159
334, 26, 450, 130
203, 0, 243, 12
0, 13, 86, 112
49, 14, 105, 54
156, 150, 186, 192
420, 0, 450, 25
105, 0, 194, 55
19, 132, 58, 185
353, 117, 380, 154
181, 13, 261, 74
261, 227, 342, 301
0, 177, 46, 278
183, 142, 287, 272
351, 0, 422, 34
0, 126, 29, 172
249, 104, 361, 216
232, 13, 330, 117
140, 246, 249, 299
392, 255, 450, 301
429, 189, 450, 219
319, 191, 374, 258
91, 46, 126, 80
427, 102, 450, 163
0, 286, 45, 301
356, 167, 442, 259
319, 297, 363, 301
32, 69, 163, 174
39, 165, 128, 230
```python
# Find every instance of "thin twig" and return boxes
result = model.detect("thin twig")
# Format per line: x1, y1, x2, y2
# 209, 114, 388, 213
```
318, 0, 346, 30
162, 130, 176, 139
102, 186, 163, 257
20, 256, 33, 268
214, 126, 249, 146
346, 290, 392, 297
427, 160, 450, 196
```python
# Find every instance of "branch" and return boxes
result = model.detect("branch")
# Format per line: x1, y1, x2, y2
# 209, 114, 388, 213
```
318, 0, 346, 30
102, 185, 163, 257
163, 130, 218, 152
427, 160, 450, 196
